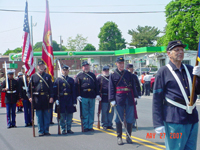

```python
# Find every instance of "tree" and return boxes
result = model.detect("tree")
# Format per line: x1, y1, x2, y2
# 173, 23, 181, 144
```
128, 25, 160, 48
98, 21, 126, 51
159, 0, 200, 50
82, 44, 96, 51
66, 34, 88, 51
3, 47, 22, 55
33, 40, 63, 51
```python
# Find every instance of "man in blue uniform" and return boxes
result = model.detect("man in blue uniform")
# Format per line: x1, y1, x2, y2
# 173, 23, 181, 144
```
28, 60, 54, 136
75, 61, 101, 132
97, 66, 114, 130
153, 40, 200, 150
126, 64, 141, 128
18, 67, 32, 127
109, 57, 138, 145
2, 70, 19, 128
54, 65, 76, 134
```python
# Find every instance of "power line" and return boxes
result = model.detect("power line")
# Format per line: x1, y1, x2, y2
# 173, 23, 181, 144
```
0, 9, 165, 14
0, 26, 22, 33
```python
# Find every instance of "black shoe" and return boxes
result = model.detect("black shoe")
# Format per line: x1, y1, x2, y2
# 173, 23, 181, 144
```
103, 126, 107, 130
107, 126, 114, 129
25, 124, 29, 127
88, 128, 95, 132
11, 125, 17, 128
117, 137, 123, 145
7, 126, 12, 129
50, 122, 54, 125
67, 130, 74, 134
83, 128, 88, 132
62, 131, 67, 135
39, 133, 44, 136
44, 133, 51, 136
29, 123, 32, 126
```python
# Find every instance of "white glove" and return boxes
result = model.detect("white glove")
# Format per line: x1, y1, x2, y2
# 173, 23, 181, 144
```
134, 98, 137, 102
77, 96, 82, 102
96, 95, 101, 101
138, 96, 141, 99
73, 104, 77, 107
192, 66, 200, 76
155, 126, 165, 134
110, 101, 116, 107
55, 100, 59, 105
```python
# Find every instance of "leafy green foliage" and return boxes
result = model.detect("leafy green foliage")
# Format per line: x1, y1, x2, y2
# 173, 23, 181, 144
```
33, 40, 63, 51
160, 0, 200, 50
82, 44, 96, 51
128, 25, 160, 48
3, 47, 22, 55
98, 21, 126, 51
66, 34, 88, 51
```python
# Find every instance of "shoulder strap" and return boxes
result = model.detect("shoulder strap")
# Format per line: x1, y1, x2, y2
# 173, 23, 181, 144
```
36, 72, 49, 88
60, 76, 71, 88
166, 64, 191, 105
114, 70, 126, 87
84, 72, 95, 82
182, 64, 192, 96
102, 75, 109, 81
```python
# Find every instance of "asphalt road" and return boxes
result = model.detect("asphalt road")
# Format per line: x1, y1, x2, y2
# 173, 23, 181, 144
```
0, 96, 200, 150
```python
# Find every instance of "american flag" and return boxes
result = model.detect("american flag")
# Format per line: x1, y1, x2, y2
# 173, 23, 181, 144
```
22, 1, 35, 77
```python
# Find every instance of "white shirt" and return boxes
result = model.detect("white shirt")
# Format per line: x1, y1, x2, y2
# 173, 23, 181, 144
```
143, 75, 152, 81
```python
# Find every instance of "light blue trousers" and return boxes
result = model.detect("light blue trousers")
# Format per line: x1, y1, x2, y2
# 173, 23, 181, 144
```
164, 122, 198, 150
60, 110, 73, 132
36, 109, 50, 134
101, 102, 114, 127
81, 98, 95, 129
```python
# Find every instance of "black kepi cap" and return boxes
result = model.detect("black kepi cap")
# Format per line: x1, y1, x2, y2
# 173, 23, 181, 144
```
167, 40, 187, 51
103, 66, 109, 71
38, 60, 45, 65
82, 61, 89, 66
116, 56, 124, 62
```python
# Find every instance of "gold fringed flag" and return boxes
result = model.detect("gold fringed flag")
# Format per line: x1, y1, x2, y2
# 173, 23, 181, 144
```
42, 0, 54, 81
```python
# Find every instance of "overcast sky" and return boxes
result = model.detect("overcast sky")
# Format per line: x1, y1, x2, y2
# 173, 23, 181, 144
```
0, 0, 171, 54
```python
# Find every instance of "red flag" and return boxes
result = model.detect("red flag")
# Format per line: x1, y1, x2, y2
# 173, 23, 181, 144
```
42, 0, 54, 81
22, 1, 35, 76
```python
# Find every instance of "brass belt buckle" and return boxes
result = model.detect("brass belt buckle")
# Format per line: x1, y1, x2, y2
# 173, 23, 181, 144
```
64, 93, 68, 95
88, 89, 91, 92
40, 92, 44, 95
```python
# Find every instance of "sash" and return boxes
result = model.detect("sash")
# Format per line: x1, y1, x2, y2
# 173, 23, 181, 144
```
36, 72, 49, 88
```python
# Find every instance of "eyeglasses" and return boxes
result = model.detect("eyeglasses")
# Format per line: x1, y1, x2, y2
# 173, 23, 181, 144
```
171, 48, 185, 52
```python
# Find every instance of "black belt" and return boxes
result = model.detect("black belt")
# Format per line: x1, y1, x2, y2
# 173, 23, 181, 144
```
101, 93, 108, 95
83, 89, 94, 92
164, 98, 186, 106
59, 92, 70, 96
33, 92, 48, 95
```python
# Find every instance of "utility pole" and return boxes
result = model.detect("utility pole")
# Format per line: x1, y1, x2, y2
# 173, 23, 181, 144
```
60, 36, 62, 51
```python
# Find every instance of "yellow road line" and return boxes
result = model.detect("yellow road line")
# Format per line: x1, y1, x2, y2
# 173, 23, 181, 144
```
73, 120, 163, 150
72, 118, 165, 149
53, 113, 165, 150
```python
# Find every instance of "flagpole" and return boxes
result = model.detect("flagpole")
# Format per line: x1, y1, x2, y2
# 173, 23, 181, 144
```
189, 43, 200, 106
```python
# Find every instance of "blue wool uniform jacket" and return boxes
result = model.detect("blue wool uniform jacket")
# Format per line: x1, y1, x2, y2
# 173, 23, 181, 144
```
53, 75, 76, 114
27, 72, 54, 110
18, 76, 29, 100
132, 74, 141, 97
75, 71, 99, 99
108, 69, 138, 106
97, 75, 109, 103
153, 61, 200, 128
